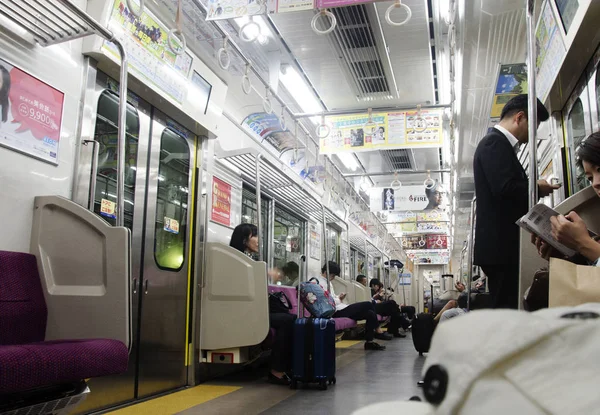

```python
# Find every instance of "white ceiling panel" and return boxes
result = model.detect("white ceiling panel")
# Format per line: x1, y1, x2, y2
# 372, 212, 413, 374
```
269, 0, 435, 110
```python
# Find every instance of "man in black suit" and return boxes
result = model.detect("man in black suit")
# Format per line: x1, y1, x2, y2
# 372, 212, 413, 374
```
473, 94, 560, 309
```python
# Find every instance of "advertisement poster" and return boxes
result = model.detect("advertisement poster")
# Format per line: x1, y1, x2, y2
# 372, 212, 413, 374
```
211, 176, 232, 227
406, 249, 450, 265
535, 0, 566, 102
309, 222, 321, 260
0, 57, 64, 164
242, 112, 295, 153
320, 108, 443, 154
370, 184, 446, 212
207, 0, 267, 20
104, 0, 193, 105
490, 63, 527, 118
268, 0, 314, 13
316, 0, 379, 7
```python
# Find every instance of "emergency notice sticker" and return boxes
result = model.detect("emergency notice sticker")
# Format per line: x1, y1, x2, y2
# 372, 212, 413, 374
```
100, 198, 116, 219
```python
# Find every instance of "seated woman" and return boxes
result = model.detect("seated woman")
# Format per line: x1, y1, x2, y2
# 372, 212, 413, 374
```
533, 132, 600, 265
229, 223, 296, 385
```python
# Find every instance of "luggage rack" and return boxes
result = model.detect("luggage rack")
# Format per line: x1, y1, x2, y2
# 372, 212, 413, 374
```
216, 145, 342, 225
0, 0, 129, 228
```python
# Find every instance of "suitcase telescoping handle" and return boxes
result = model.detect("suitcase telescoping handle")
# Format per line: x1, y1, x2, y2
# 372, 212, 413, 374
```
298, 255, 306, 318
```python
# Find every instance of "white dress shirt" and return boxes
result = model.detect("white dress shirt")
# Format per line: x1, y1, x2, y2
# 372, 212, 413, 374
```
494, 124, 520, 154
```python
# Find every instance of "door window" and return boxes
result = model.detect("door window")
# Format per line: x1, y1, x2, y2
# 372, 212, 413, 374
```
154, 129, 190, 271
93, 91, 139, 229
274, 206, 305, 286
596, 70, 600, 123
241, 187, 269, 261
567, 99, 588, 192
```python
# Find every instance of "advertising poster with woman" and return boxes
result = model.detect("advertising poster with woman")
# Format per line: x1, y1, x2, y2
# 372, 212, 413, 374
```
0, 58, 64, 165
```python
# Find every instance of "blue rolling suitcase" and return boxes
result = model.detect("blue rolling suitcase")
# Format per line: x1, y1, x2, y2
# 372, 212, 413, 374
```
291, 317, 336, 390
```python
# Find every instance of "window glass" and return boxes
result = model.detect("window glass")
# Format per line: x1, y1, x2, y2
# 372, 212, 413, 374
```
274, 207, 305, 286
325, 227, 339, 264
241, 187, 269, 261
154, 129, 190, 270
567, 99, 588, 193
93, 91, 139, 229
595, 69, 600, 124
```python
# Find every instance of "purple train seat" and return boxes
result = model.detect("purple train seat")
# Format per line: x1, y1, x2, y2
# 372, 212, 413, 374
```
267, 285, 358, 331
0, 251, 129, 395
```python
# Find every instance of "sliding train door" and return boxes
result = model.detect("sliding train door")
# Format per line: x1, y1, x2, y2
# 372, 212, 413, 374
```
73, 70, 199, 411
137, 110, 197, 397
73, 71, 153, 412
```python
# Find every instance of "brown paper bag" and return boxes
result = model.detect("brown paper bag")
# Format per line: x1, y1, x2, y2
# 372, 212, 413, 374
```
549, 258, 600, 307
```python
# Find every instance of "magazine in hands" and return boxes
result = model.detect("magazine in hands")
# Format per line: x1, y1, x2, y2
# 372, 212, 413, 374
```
517, 203, 597, 258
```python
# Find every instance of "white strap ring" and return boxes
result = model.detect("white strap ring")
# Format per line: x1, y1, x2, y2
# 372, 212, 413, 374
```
390, 179, 402, 191
424, 177, 435, 189
167, 29, 186, 56
316, 123, 330, 139
263, 96, 272, 114
239, 21, 261, 43
385, 2, 412, 27
217, 47, 230, 70
311, 10, 337, 35
242, 75, 252, 95
126, 0, 144, 18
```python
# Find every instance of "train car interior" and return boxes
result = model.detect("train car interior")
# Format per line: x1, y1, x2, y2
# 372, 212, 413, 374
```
0, 0, 599, 413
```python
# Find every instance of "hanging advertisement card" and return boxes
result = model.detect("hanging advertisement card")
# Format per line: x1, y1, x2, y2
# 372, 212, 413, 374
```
370, 185, 447, 212
268, 0, 314, 13
535, 0, 566, 102
104, 0, 193, 105
490, 63, 527, 118
0, 57, 64, 165
211, 177, 232, 227
207, 0, 267, 20
309, 222, 321, 260
320, 108, 443, 154
406, 249, 450, 265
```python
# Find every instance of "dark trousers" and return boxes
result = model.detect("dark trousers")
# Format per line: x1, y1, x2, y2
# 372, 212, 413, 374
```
375, 301, 410, 334
400, 305, 416, 320
268, 312, 296, 372
334, 301, 378, 341
481, 263, 519, 309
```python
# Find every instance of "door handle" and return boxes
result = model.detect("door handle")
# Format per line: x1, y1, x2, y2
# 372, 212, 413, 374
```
133, 278, 138, 294
144, 280, 149, 294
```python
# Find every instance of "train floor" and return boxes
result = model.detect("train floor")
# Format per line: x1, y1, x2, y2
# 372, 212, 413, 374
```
107, 333, 425, 415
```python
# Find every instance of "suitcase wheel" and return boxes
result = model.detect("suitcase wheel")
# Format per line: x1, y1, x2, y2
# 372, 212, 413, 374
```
330, 376, 336, 385
290, 380, 298, 390
319, 380, 328, 390
419, 352, 424, 356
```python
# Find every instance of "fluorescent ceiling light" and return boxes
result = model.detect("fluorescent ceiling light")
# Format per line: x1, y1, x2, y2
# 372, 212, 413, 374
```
337, 153, 359, 171
280, 65, 323, 124
233, 15, 270, 44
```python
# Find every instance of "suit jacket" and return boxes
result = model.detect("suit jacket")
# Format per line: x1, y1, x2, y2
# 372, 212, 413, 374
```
473, 128, 529, 266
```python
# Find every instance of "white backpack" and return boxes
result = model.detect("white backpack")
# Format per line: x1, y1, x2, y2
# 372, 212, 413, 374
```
353, 303, 600, 415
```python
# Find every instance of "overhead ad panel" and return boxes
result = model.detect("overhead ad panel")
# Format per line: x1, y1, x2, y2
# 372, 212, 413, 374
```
319, 109, 444, 154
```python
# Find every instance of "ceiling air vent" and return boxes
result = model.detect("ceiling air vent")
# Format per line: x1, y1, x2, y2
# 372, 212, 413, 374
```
321, 5, 393, 101
380, 149, 414, 170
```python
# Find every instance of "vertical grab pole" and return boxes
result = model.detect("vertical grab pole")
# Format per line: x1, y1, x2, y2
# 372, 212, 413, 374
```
467, 197, 476, 311
364, 239, 369, 280
298, 255, 306, 318
322, 205, 331, 293
526, 0, 539, 209
256, 154, 263, 262
114, 40, 128, 227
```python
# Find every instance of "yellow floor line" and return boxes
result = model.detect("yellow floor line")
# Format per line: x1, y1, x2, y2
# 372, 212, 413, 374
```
336, 340, 361, 348
106, 385, 242, 415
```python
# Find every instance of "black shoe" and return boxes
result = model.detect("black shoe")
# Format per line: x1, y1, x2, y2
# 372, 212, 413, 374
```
268, 372, 291, 386
393, 332, 407, 338
364, 341, 386, 350
375, 332, 393, 340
